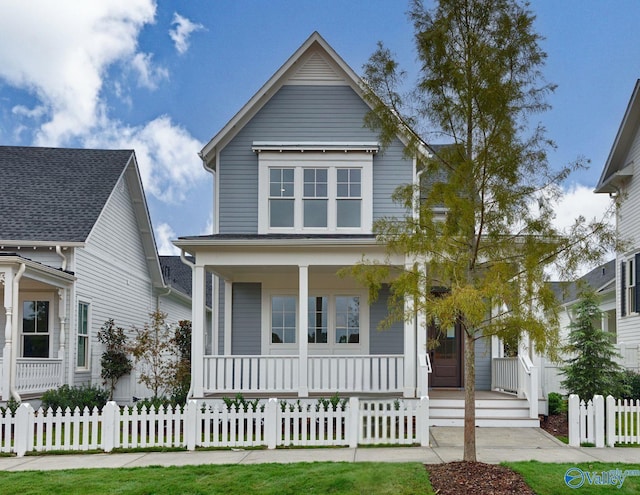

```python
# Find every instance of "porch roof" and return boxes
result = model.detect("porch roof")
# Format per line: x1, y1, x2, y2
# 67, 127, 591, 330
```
0, 253, 75, 286
176, 233, 377, 247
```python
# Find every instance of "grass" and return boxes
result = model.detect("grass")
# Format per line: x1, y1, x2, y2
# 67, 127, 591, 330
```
508, 461, 640, 494
0, 462, 435, 495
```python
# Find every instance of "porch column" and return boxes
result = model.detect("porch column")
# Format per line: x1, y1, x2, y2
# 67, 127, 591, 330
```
57, 289, 67, 387
212, 275, 219, 355
191, 264, 207, 398
1, 268, 12, 400
403, 297, 416, 398
298, 264, 309, 397
224, 280, 232, 355
416, 307, 428, 397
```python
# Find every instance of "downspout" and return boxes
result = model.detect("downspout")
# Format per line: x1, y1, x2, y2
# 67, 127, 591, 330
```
10, 263, 26, 402
55, 245, 67, 271
179, 250, 196, 399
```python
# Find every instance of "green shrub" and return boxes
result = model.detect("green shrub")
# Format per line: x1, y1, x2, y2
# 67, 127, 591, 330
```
547, 392, 566, 415
316, 392, 348, 411
222, 393, 262, 412
41, 384, 109, 412
621, 370, 640, 400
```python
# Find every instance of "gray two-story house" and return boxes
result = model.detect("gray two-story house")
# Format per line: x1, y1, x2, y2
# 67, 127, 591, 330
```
176, 32, 539, 426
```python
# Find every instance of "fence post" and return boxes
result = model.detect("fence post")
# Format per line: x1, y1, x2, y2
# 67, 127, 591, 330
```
15, 402, 34, 457
348, 397, 359, 449
264, 398, 278, 449
417, 396, 430, 447
605, 395, 616, 447
568, 394, 580, 447
593, 395, 604, 448
186, 400, 198, 451
102, 401, 118, 452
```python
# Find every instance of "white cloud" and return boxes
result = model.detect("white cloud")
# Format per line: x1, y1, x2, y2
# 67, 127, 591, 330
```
0, 0, 157, 145
169, 13, 204, 55
155, 222, 180, 255
130, 53, 169, 90
0, 1, 206, 204
201, 213, 214, 235
550, 183, 615, 231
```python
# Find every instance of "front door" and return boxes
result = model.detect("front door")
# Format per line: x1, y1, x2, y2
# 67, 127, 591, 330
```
428, 321, 463, 387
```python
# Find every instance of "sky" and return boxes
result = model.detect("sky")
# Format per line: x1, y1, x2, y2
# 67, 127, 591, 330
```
0, 0, 638, 256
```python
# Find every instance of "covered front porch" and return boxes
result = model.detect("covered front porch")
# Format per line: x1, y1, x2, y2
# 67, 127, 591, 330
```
0, 255, 74, 401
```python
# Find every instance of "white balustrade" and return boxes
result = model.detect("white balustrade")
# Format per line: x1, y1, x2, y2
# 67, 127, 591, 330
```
204, 355, 300, 393
15, 358, 63, 394
491, 357, 518, 393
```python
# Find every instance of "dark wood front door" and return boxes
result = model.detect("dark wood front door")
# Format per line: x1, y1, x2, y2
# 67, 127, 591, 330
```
428, 321, 463, 388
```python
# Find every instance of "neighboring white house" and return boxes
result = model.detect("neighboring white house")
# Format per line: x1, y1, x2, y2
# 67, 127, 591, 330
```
175, 32, 540, 426
0, 146, 196, 403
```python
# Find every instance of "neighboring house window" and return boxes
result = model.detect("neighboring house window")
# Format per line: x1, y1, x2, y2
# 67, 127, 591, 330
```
271, 296, 296, 343
22, 300, 50, 358
77, 302, 90, 369
621, 253, 640, 316
257, 150, 373, 234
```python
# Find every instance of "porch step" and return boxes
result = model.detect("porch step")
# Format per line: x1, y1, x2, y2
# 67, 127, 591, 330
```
429, 398, 540, 427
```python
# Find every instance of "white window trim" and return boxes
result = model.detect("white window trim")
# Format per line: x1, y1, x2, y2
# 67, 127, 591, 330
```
262, 289, 369, 355
76, 299, 91, 371
257, 150, 373, 234
19, 292, 54, 359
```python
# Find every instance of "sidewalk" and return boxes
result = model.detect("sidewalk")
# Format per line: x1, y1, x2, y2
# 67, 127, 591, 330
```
0, 428, 638, 471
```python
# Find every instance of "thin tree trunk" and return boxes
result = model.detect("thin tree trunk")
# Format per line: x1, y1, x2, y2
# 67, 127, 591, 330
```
463, 330, 476, 462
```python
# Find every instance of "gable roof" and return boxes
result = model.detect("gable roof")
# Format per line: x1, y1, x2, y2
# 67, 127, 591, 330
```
595, 80, 640, 194
159, 255, 212, 307
550, 259, 616, 305
0, 146, 134, 244
200, 31, 420, 171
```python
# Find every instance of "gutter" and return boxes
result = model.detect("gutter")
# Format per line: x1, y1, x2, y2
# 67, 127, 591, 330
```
55, 245, 67, 271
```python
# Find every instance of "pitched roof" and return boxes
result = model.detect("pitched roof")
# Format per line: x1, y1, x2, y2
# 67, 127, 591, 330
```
0, 146, 134, 243
550, 259, 616, 305
595, 79, 640, 194
159, 255, 212, 307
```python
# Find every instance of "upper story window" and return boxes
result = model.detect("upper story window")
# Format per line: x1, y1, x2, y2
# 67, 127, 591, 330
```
255, 144, 376, 234
622, 253, 640, 316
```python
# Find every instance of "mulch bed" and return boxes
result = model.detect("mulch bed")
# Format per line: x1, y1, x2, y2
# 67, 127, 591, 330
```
425, 413, 568, 494
427, 461, 535, 495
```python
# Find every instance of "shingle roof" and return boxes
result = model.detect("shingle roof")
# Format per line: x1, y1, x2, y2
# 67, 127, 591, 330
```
550, 259, 616, 304
159, 255, 213, 307
0, 146, 133, 243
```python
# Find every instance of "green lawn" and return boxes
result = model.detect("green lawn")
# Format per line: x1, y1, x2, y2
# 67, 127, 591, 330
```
2, 460, 640, 494
508, 461, 640, 494
0, 462, 434, 495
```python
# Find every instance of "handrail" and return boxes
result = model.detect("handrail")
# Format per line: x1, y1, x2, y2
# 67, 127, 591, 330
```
518, 353, 533, 373
419, 353, 432, 373
517, 353, 538, 418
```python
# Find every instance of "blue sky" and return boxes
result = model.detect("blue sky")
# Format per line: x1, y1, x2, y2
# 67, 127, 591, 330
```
0, 0, 637, 254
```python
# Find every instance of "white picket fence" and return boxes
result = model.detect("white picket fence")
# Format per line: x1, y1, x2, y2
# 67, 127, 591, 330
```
0, 397, 430, 456
568, 394, 640, 447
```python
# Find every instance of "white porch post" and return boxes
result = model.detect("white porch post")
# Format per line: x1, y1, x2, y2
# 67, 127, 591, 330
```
403, 297, 416, 398
57, 289, 67, 387
298, 264, 309, 397
212, 275, 219, 355
1, 269, 12, 400
192, 264, 206, 398
224, 280, 232, 355
416, 307, 428, 397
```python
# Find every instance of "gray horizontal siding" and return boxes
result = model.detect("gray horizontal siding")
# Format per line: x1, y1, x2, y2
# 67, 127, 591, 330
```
218, 85, 412, 233
369, 285, 403, 355
231, 283, 261, 355
474, 337, 491, 391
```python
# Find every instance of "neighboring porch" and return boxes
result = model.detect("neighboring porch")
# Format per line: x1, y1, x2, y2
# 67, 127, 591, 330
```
0, 255, 73, 401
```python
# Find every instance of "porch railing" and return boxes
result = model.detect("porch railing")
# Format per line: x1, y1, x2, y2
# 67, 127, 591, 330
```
491, 357, 518, 394
203, 355, 404, 395
16, 358, 63, 395
518, 354, 538, 418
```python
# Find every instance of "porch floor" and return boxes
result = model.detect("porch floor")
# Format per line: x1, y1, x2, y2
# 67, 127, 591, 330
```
201, 389, 519, 400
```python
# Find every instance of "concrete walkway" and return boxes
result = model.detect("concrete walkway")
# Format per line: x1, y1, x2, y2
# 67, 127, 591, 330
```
0, 428, 638, 471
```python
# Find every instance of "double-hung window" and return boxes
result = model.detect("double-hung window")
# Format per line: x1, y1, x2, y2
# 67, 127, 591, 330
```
257, 146, 374, 234
622, 253, 640, 316
22, 299, 51, 358
77, 302, 90, 369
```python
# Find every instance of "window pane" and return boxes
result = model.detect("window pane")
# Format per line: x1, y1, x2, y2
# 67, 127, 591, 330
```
304, 183, 315, 197
77, 336, 87, 367
304, 199, 327, 227
270, 199, 294, 227
350, 169, 361, 183
351, 183, 361, 197
282, 168, 294, 182
23, 302, 36, 333
303, 168, 314, 182
23, 335, 48, 358
272, 296, 296, 344
337, 200, 361, 227
270, 168, 294, 198
336, 296, 359, 344
337, 169, 348, 182
36, 301, 49, 333
308, 296, 328, 343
